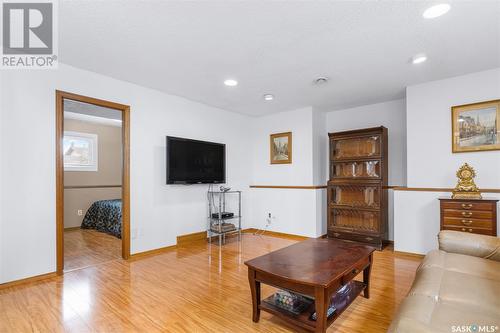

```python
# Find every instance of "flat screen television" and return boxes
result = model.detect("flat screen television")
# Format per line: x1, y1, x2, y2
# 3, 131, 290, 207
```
166, 136, 226, 184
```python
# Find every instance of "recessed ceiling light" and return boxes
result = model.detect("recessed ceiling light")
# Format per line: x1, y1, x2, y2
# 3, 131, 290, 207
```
423, 4, 451, 19
263, 94, 274, 101
313, 77, 329, 85
224, 79, 238, 87
411, 53, 427, 64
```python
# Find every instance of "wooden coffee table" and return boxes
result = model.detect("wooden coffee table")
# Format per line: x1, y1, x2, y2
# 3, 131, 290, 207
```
245, 238, 375, 333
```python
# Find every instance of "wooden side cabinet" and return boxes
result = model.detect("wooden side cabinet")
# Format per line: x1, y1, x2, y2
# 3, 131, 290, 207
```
439, 198, 498, 236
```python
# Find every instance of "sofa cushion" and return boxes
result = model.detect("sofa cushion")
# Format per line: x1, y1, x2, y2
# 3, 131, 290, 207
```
438, 231, 500, 262
390, 294, 500, 332
421, 249, 500, 280
388, 249, 500, 332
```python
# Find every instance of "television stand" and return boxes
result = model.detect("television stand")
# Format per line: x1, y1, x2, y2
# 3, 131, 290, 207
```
207, 190, 242, 246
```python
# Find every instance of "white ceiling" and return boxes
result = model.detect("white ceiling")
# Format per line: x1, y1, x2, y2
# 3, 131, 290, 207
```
59, 1, 500, 116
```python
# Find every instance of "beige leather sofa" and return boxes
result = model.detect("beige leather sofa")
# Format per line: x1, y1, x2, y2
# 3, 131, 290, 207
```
388, 230, 500, 332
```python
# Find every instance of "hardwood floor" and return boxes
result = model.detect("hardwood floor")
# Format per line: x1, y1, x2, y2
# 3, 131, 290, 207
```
64, 229, 121, 271
0, 234, 421, 332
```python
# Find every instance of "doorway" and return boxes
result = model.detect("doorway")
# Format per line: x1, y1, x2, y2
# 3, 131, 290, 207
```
56, 91, 130, 274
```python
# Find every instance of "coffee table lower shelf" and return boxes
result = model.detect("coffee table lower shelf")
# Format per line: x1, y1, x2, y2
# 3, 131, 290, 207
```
259, 281, 367, 332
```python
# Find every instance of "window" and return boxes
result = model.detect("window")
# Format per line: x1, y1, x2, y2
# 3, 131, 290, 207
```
63, 131, 98, 171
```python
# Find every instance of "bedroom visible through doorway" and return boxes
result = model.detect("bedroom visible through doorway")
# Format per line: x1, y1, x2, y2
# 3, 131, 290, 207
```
56, 91, 130, 274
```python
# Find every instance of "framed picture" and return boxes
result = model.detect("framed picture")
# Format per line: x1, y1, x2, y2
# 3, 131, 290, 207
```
270, 132, 292, 164
452, 99, 500, 153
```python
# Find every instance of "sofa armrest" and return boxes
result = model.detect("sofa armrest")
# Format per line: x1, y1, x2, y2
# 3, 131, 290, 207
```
438, 230, 500, 261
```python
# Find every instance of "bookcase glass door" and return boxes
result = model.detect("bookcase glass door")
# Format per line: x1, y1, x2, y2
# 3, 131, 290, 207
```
331, 160, 381, 179
329, 185, 380, 208
331, 135, 381, 160
329, 208, 380, 233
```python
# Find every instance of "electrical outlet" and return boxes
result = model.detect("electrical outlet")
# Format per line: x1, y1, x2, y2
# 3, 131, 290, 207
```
266, 213, 273, 227
77, 209, 83, 216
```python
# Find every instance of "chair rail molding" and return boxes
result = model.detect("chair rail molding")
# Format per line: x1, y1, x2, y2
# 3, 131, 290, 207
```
393, 186, 500, 193
249, 185, 327, 189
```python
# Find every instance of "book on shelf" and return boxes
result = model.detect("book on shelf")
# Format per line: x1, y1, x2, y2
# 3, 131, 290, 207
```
263, 290, 314, 315
211, 222, 236, 233
310, 305, 336, 321
262, 282, 355, 320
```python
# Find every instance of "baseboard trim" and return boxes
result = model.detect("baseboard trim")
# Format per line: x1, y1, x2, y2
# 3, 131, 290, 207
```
177, 231, 207, 245
0, 272, 57, 290
129, 245, 177, 260
130, 231, 208, 260
242, 228, 309, 241
64, 226, 81, 231
175, 228, 309, 244
393, 250, 425, 259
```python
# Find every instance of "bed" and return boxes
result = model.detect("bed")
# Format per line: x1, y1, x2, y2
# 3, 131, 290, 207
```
81, 199, 122, 238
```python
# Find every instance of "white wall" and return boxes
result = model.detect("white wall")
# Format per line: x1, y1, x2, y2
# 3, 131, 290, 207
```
0, 75, 3, 281
249, 189, 321, 237
312, 109, 328, 185
395, 68, 500, 254
326, 99, 407, 186
394, 191, 447, 254
395, 191, 500, 254
407, 68, 500, 188
248, 99, 408, 241
251, 107, 314, 185
3, 63, 498, 282
249, 107, 326, 237
325, 99, 407, 240
0, 64, 252, 283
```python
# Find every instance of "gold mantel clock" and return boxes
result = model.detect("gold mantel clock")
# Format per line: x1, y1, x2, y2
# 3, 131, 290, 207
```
451, 163, 482, 199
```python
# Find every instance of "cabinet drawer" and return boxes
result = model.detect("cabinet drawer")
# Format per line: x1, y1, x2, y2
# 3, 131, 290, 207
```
443, 209, 493, 219
441, 201, 494, 211
341, 257, 369, 285
443, 217, 493, 229
328, 229, 381, 245
443, 226, 493, 236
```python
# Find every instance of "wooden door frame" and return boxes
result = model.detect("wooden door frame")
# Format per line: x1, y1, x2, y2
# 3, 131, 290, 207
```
56, 90, 130, 274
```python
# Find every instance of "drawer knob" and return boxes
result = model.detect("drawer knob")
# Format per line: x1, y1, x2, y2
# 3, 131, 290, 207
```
461, 203, 473, 209
461, 219, 473, 225
469, 228, 473, 232
461, 228, 466, 232
461, 211, 473, 217
365, 237, 374, 241
333, 233, 340, 237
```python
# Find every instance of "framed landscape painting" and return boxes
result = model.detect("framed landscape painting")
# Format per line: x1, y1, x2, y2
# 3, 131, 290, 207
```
270, 132, 292, 164
452, 99, 500, 153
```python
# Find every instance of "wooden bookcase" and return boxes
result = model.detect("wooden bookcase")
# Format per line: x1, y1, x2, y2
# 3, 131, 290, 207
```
327, 126, 388, 249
